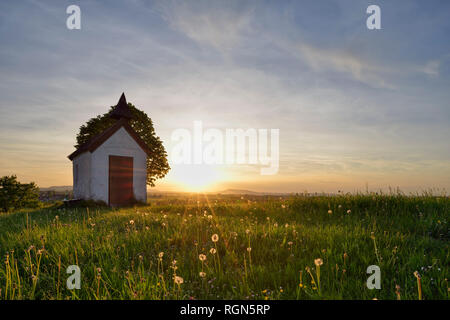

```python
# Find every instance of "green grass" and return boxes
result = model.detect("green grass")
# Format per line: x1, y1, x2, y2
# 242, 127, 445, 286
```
0, 193, 448, 300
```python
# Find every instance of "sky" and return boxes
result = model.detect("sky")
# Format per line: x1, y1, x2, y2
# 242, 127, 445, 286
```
0, 0, 449, 193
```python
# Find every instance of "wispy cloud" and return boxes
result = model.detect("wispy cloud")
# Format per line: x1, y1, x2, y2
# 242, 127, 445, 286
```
158, 0, 253, 51
295, 43, 395, 89
416, 54, 450, 77
419, 59, 440, 77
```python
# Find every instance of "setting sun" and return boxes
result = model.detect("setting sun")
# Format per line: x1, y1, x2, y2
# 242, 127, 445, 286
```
168, 164, 224, 192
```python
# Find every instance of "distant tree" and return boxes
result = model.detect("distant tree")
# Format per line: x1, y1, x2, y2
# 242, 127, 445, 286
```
0, 175, 40, 212
76, 103, 170, 187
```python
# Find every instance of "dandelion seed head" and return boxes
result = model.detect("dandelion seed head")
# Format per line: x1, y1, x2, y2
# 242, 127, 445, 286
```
174, 276, 184, 285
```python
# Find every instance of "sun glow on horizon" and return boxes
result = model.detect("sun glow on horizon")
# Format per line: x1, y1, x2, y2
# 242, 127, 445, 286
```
167, 164, 225, 192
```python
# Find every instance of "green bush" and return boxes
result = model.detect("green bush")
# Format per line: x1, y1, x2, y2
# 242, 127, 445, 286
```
0, 175, 40, 212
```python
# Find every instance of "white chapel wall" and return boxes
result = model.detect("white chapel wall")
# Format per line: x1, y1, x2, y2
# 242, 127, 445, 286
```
90, 127, 147, 203
72, 152, 91, 199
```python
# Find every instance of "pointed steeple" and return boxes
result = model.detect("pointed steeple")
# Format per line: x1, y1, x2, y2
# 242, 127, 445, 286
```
110, 92, 133, 120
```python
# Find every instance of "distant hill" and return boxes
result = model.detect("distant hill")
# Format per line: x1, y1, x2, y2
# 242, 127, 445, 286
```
219, 189, 292, 196
40, 186, 73, 192
39, 186, 291, 196
219, 189, 262, 195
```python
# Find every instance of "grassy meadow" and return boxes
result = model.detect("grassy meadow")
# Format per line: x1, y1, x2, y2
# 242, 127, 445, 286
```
0, 192, 448, 300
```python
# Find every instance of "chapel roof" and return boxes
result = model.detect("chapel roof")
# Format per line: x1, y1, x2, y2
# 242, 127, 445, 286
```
67, 94, 151, 160
110, 92, 133, 120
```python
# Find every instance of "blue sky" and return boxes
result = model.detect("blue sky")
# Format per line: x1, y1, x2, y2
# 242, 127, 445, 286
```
0, 0, 449, 192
